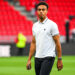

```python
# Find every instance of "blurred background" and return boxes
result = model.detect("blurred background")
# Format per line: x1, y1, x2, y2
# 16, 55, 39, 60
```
0, 0, 75, 75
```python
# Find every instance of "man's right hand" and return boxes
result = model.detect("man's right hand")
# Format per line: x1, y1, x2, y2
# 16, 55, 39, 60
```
26, 60, 31, 70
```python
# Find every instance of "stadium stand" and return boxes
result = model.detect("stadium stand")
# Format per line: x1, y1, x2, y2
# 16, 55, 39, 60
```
0, 0, 75, 43
19, 0, 75, 36
0, 0, 33, 42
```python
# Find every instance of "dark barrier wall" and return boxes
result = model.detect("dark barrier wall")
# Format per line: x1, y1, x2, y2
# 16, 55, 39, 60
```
0, 43, 30, 56
0, 42, 75, 56
61, 42, 75, 55
10, 43, 30, 56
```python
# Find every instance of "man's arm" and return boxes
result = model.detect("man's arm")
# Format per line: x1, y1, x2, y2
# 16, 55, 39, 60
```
26, 36, 36, 70
53, 35, 63, 71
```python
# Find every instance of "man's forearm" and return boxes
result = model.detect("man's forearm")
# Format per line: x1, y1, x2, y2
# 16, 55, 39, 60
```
56, 42, 62, 58
28, 42, 36, 61
53, 35, 62, 58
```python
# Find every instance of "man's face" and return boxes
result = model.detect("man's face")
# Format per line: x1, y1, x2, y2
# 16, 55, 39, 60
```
37, 5, 48, 19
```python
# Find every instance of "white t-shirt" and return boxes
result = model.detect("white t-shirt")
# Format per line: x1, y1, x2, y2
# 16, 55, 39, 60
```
32, 17, 59, 58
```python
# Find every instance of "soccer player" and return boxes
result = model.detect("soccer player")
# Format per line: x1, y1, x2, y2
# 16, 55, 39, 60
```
26, 2, 63, 75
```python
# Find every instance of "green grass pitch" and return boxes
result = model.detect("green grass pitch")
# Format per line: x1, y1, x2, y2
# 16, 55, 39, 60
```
0, 56, 75, 75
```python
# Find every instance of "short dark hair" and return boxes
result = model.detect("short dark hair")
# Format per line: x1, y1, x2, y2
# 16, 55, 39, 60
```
35, 2, 49, 10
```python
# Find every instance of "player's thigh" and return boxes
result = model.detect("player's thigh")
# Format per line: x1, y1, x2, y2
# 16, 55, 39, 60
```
40, 57, 55, 75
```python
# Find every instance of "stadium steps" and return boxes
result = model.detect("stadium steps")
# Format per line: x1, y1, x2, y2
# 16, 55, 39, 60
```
8, 0, 37, 22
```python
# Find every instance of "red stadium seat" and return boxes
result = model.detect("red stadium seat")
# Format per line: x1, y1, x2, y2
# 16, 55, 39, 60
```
0, 1, 33, 37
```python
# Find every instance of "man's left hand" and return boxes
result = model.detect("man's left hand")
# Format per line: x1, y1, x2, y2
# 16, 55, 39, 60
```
57, 60, 63, 71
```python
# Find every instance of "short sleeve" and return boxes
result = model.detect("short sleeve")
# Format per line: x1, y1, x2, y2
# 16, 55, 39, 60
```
51, 23, 59, 36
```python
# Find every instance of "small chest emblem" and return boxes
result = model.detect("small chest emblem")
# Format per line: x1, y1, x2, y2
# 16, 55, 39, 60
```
44, 29, 46, 31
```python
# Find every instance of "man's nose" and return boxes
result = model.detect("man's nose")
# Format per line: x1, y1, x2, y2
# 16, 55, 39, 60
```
40, 10, 43, 13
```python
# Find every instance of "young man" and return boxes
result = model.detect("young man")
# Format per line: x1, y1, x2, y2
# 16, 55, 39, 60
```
26, 2, 63, 75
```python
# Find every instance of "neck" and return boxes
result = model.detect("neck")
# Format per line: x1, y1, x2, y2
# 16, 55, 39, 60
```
39, 16, 46, 22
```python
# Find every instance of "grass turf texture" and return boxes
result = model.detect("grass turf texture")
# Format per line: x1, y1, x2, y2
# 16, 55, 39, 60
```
0, 56, 75, 75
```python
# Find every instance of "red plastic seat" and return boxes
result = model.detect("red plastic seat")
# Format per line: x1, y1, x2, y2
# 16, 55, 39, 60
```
0, 1, 33, 37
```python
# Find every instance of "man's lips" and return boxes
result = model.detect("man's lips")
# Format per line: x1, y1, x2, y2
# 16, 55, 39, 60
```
40, 14, 43, 16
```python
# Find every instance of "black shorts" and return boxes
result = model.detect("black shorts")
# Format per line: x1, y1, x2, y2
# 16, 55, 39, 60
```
35, 57, 55, 75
